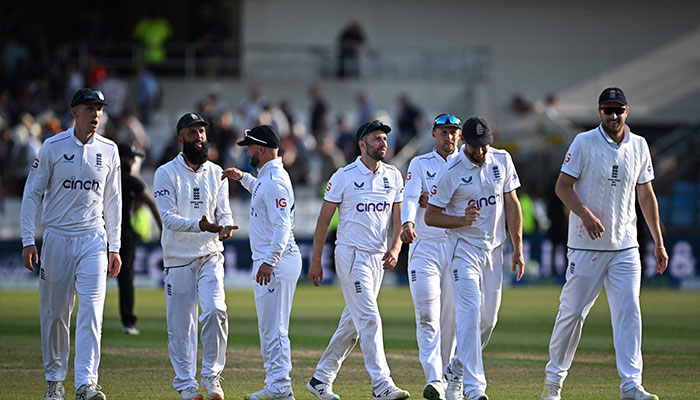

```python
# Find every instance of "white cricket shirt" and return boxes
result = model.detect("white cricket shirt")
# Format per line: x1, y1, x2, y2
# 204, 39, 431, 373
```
401, 147, 458, 241
429, 146, 520, 251
20, 127, 122, 251
560, 124, 654, 251
239, 157, 298, 266
324, 157, 404, 253
154, 154, 234, 267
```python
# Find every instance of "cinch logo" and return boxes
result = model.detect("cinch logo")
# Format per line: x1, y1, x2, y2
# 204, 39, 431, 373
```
62, 177, 100, 191
154, 189, 170, 198
356, 201, 391, 212
467, 193, 501, 209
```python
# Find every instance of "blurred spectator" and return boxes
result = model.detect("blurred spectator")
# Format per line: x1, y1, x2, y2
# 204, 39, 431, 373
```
336, 20, 366, 78
278, 99, 296, 137
317, 135, 345, 186
335, 115, 358, 163
87, 55, 107, 88
544, 93, 560, 120
132, 7, 173, 66
2, 34, 30, 76
239, 86, 266, 129
194, 3, 234, 77
97, 69, 129, 122
135, 64, 160, 125
509, 92, 533, 116
118, 108, 150, 173
64, 63, 85, 112
309, 84, 328, 140
395, 93, 424, 153
355, 90, 376, 129
11, 113, 42, 195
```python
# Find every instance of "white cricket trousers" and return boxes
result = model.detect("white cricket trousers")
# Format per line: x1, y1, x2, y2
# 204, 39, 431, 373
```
407, 238, 456, 384
545, 248, 644, 392
252, 251, 302, 394
314, 244, 396, 394
451, 240, 504, 394
39, 229, 108, 388
164, 252, 228, 392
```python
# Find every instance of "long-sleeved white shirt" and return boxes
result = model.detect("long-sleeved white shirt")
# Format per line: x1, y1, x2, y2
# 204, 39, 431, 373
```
239, 157, 298, 265
153, 154, 234, 267
20, 127, 122, 251
401, 147, 457, 241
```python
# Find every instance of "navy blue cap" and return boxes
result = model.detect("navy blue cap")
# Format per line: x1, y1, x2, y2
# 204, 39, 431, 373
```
462, 116, 494, 147
237, 125, 281, 148
176, 113, 210, 134
598, 87, 627, 106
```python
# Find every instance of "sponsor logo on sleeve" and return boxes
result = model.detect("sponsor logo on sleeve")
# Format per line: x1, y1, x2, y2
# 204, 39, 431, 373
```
430, 185, 437, 195
275, 198, 287, 207
32, 158, 39, 168
564, 153, 571, 163
325, 181, 332, 192
154, 189, 170, 198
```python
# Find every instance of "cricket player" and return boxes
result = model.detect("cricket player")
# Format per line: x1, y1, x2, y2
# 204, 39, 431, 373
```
426, 116, 524, 400
400, 113, 462, 400
154, 112, 237, 400
21, 88, 121, 400
222, 125, 301, 400
306, 120, 410, 400
540, 88, 668, 400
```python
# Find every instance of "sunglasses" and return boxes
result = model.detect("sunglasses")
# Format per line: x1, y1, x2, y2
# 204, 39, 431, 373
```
358, 120, 387, 140
433, 114, 462, 129
599, 106, 627, 115
244, 129, 268, 145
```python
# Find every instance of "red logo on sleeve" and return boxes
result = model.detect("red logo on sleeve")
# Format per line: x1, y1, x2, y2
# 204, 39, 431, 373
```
275, 198, 287, 207
430, 185, 437, 195
32, 158, 39, 168
325, 181, 332, 192
406, 171, 412, 181
564, 153, 571, 163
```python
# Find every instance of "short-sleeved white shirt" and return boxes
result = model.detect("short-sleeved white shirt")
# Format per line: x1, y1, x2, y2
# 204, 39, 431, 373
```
560, 124, 654, 251
401, 147, 457, 241
429, 146, 520, 251
324, 157, 404, 253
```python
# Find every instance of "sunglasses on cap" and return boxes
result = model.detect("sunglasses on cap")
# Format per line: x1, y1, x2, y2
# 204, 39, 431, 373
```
599, 106, 627, 115
243, 129, 269, 145
71, 89, 106, 107
433, 114, 462, 129
358, 120, 388, 141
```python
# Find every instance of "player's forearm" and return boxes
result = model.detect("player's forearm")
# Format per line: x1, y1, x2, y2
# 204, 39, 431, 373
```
425, 205, 466, 228
505, 197, 523, 252
638, 185, 665, 247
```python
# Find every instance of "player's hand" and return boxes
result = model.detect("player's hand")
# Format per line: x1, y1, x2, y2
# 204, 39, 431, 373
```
218, 225, 239, 241
308, 259, 324, 287
400, 223, 417, 243
108, 252, 122, 278
463, 204, 480, 226
418, 192, 429, 208
654, 245, 669, 275
22, 245, 39, 272
582, 210, 605, 240
511, 247, 525, 281
199, 216, 223, 233
256, 262, 275, 285
221, 167, 244, 181
382, 248, 399, 270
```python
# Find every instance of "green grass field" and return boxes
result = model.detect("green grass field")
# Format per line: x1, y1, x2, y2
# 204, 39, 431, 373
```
1, 285, 699, 400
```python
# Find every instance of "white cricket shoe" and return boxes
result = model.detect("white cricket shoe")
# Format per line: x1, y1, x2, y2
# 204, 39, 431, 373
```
373, 386, 410, 400
75, 383, 106, 400
200, 374, 224, 400
444, 366, 463, 400
44, 381, 65, 400
464, 389, 488, 400
540, 381, 561, 400
179, 387, 204, 400
306, 379, 340, 400
122, 325, 140, 335
620, 386, 659, 400
244, 387, 295, 400
422, 381, 445, 400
